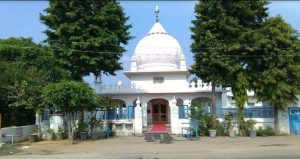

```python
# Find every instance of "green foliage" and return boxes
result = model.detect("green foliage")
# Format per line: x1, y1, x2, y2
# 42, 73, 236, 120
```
46, 128, 55, 134
215, 112, 237, 136
42, 80, 99, 143
40, 0, 132, 80
217, 122, 227, 136
88, 117, 100, 132
207, 115, 219, 130
239, 119, 256, 136
248, 16, 300, 110
58, 126, 64, 133
191, 1, 300, 135
257, 126, 275, 136
190, 0, 268, 85
190, 0, 269, 120
247, 16, 300, 133
190, 103, 220, 136
99, 96, 117, 108
0, 37, 67, 127
42, 80, 99, 113
190, 102, 204, 120
223, 112, 235, 130
0, 38, 68, 83
217, 112, 236, 136
77, 122, 89, 132
190, 103, 205, 135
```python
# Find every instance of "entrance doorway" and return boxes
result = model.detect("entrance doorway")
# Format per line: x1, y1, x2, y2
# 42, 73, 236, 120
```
152, 104, 167, 123
147, 98, 170, 125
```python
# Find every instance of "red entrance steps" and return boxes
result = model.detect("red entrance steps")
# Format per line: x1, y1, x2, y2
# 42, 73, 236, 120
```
147, 123, 169, 133
144, 124, 173, 143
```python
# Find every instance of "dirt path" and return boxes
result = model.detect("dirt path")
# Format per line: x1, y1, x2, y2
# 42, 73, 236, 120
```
1, 136, 300, 159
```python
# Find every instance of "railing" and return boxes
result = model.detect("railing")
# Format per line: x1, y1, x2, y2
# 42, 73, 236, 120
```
216, 107, 275, 118
94, 79, 224, 94
97, 106, 135, 120
42, 106, 135, 121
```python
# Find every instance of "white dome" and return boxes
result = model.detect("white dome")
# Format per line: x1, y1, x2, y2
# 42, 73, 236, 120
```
133, 22, 184, 71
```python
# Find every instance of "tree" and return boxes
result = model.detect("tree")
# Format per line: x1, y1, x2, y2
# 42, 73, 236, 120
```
190, 0, 269, 123
247, 17, 300, 133
40, 0, 132, 81
42, 80, 100, 143
0, 37, 67, 127
0, 62, 36, 126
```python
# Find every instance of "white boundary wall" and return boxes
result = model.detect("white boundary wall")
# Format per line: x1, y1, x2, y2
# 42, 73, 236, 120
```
0, 125, 36, 143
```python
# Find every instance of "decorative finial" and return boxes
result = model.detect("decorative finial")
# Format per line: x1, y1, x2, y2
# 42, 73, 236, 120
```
155, 5, 160, 22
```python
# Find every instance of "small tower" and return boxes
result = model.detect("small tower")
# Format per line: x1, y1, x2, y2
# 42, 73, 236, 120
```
179, 53, 187, 71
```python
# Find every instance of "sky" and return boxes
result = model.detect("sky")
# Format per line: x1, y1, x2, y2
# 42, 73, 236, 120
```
1, 1, 300, 88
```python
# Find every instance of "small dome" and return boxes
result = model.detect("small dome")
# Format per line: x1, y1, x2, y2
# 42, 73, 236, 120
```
133, 22, 184, 71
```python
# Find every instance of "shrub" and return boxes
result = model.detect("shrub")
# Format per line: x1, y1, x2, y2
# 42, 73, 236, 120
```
257, 126, 275, 136
46, 128, 54, 134
58, 126, 64, 132
217, 122, 226, 136
77, 122, 89, 132
190, 103, 206, 136
239, 119, 256, 136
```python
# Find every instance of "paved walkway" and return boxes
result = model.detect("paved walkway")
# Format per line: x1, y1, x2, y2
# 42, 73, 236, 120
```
1, 135, 300, 159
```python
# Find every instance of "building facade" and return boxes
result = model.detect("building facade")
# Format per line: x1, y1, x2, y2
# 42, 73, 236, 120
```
42, 7, 300, 136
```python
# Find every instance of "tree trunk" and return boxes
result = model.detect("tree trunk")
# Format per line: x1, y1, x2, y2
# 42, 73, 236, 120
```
65, 113, 76, 144
274, 107, 280, 135
237, 107, 244, 135
211, 83, 216, 118
79, 111, 84, 123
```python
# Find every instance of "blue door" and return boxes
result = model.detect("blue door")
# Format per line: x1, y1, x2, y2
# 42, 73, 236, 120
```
289, 107, 300, 135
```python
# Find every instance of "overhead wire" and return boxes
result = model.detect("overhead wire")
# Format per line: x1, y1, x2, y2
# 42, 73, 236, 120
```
0, 43, 299, 57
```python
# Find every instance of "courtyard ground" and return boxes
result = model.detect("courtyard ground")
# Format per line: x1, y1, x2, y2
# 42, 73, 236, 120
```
1, 135, 300, 159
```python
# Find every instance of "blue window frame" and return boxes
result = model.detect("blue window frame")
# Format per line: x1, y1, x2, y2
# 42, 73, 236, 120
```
127, 106, 135, 119
178, 105, 188, 119
42, 109, 49, 120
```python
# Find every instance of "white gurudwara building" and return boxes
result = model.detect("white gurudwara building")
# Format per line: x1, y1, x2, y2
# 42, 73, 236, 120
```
43, 6, 300, 136
94, 6, 268, 135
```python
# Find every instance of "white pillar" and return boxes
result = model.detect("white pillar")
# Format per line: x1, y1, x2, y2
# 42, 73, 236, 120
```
35, 112, 40, 125
134, 97, 143, 135
279, 108, 290, 134
35, 112, 41, 133
142, 103, 148, 127
170, 97, 180, 134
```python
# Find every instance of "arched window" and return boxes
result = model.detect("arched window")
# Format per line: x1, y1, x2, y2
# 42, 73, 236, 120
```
177, 98, 188, 119
191, 97, 212, 114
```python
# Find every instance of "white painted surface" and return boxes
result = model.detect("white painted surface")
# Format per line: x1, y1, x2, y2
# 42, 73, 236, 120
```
49, 115, 63, 133
0, 125, 36, 143
95, 18, 298, 135
134, 99, 143, 135
279, 100, 300, 134
134, 22, 184, 72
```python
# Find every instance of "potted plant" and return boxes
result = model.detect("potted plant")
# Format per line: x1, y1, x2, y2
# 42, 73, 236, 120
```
208, 116, 218, 138
77, 122, 89, 140
247, 119, 257, 138
224, 112, 236, 138
89, 117, 100, 140
46, 128, 54, 141
98, 122, 106, 138
56, 126, 64, 140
